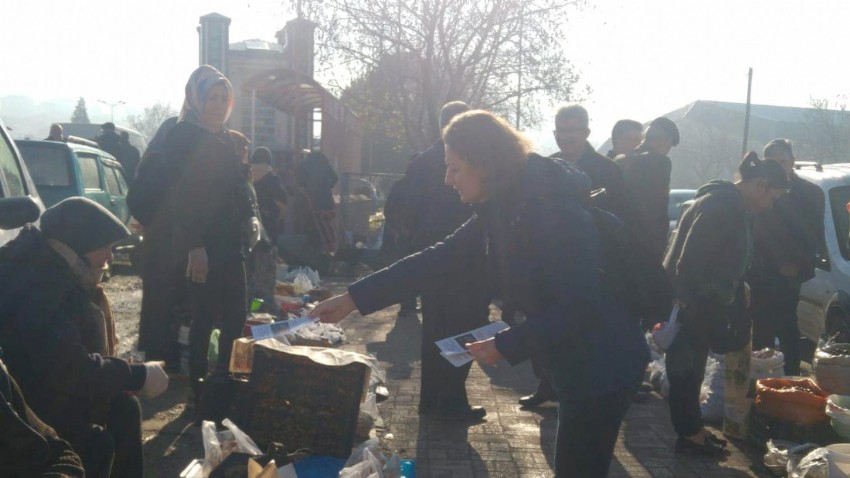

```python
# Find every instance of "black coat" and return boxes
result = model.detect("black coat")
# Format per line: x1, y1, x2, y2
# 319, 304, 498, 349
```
552, 142, 628, 220
349, 155, 648, 400
752, 173, 825, 282
405, 141, 473, 250
131, 121, 201, 360
0, 227, 146, 444
253, 172, 288, 243
616, 145, 672, 263
664, 180, 752, 306
0, 358, 84, 478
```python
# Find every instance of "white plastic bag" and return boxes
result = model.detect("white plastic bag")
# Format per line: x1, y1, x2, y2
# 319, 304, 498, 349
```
340, 448, 384, 478
201, 419, 263, 477
700, 354, 725, 420
751, 348, 785, 381
789, 447, 829, 478
813, 336, 850, 395
651, 304, 680, 352
764, 440, 819, 476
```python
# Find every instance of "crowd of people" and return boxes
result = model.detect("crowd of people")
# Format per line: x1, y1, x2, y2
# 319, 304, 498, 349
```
0, 61, 826, 477
311, 102, 825, 476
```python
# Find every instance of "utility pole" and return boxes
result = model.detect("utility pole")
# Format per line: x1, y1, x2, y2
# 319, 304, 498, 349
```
98, 99, 125, 123
742, 68, 753, 155
515, 8, 524, 129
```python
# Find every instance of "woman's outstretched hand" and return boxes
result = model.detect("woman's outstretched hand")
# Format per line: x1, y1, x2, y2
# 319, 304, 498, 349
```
466, 338, 503, 365
308, 293, 357, 323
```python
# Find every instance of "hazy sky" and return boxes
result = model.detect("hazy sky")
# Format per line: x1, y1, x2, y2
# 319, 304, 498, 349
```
2, 0, 850, 147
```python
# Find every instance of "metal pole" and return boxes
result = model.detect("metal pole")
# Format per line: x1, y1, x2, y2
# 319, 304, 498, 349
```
251, 89, 257, 144
742, 68, 753, 155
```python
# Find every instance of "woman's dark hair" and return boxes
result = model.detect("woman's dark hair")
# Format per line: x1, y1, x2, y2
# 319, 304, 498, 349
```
738, 151, 789, 190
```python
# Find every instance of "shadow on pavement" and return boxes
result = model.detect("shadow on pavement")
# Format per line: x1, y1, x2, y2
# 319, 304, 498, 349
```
366, 309, 422, 381
141, 377, 201, 477
416, 415, 489, 476
616, 395, 770, 477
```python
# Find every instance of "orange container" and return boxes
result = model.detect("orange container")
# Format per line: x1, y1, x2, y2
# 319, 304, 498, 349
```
754, 377, 830, 425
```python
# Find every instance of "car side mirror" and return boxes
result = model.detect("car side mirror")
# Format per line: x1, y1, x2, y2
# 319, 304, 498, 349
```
0, 196, 40, 230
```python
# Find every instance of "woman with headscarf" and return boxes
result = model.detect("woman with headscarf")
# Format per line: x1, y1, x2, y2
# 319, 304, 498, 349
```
163, 65, 258, 409
310, 110, 648, 477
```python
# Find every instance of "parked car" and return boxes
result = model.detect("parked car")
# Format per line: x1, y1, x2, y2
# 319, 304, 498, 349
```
0, 120, 45, 247
14, 139, 139, 269
59, 122, 147, 153
795, 162, 850, 344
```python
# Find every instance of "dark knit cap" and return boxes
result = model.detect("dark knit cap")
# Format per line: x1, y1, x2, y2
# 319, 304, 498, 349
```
251, 146, 273, 165
40, 197, 129, 255
649, 117, 680, 146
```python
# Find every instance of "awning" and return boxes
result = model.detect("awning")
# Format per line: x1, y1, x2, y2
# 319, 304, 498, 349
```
241, 68, 326, 114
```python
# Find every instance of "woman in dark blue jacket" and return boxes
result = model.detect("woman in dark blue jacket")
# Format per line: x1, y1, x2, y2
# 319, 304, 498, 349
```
311, 110, 649, 477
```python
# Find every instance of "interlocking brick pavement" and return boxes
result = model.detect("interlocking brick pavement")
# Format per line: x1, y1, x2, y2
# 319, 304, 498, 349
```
342, 300, 771, 478
137, 277, 772, 477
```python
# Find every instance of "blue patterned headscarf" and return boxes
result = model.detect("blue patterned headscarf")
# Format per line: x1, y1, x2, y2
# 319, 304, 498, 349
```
178, 65, 234, 130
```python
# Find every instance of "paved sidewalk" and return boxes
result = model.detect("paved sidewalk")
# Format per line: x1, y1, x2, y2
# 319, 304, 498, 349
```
346, 301, 770, 478
138, 279, 771, 477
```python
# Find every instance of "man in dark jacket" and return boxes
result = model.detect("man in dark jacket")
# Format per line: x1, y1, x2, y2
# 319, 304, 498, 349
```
0, 198, 169, 478
606, 119, 643, 159
399, 100, 491, 420
551, 105, 628, 220
520, 105, 630, 408
118, 131, 141, 184
96, 122, 123, 160
617, 116, 680, 265
0, 356, 85, 478
750, 139, 825, 375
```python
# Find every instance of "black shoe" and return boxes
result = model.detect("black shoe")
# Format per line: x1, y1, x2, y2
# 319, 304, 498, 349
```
436, 405, 487, 422
675, 436, 727, 457
519, 391, 553, 408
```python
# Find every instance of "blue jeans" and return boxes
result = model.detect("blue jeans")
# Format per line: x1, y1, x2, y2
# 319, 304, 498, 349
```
555, 384, 638, 477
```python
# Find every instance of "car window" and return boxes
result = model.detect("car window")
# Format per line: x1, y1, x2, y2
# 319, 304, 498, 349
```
104, 165, 121, 195
18, 145, 72, 187
0, 137, 27, 197
113, 168, 129, 194
78, 154, 101, 190
829, 185, 850, 261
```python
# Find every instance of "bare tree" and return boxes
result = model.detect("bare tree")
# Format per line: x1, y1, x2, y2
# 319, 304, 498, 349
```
298, 0, 585, 151
125, 102, 177, 140
800, 96, 850, 164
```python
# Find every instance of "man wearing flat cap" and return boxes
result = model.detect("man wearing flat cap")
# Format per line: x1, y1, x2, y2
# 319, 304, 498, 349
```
617, 116, 680, 266
96, 122, 122, 161
0, 197, 168, 478
750, 139, 824, 376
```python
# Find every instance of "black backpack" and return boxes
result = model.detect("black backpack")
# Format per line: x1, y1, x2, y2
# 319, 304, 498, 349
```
588, 192, 673, 323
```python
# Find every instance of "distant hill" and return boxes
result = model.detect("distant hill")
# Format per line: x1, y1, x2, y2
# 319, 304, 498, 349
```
1, 96, 141, 139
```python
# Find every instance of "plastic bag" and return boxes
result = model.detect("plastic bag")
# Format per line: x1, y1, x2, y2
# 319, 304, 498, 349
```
201, 419, 263, 477
651, 304, 680, 352
339, 449, 384, 478
751, 348, 785, 380
700, 353, 725, 420
764, 440, 819, 476
293, 273, 314, 295
813, 335, 850, 395
648, 357, 669, 397
788, 447, 829, 478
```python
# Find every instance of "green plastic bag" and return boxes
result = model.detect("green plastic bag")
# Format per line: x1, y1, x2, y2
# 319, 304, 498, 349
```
208, 328, 220, 371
